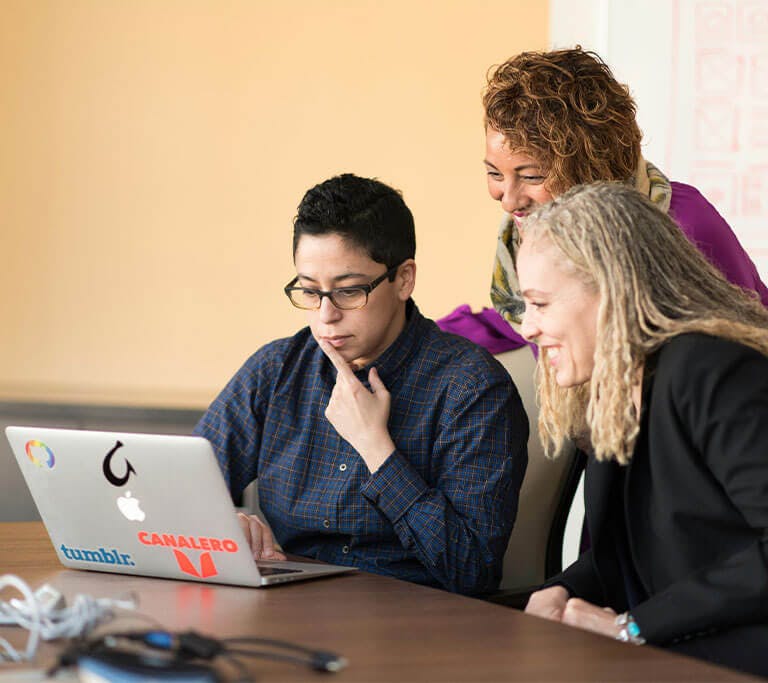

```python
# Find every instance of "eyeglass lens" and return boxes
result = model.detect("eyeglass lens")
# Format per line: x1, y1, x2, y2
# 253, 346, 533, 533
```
288, 288, 367, 310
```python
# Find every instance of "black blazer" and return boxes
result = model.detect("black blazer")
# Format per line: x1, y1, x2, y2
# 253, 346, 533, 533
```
552, 333, 768, 646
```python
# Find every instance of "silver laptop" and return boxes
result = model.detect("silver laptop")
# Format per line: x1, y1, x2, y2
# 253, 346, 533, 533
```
5, 426, 356, 587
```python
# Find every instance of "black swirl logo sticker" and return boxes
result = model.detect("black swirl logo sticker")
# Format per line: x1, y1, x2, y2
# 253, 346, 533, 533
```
102, 440, 136, 487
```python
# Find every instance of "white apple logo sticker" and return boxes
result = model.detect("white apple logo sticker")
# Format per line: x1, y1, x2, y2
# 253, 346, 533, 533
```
117, 491, 146, 522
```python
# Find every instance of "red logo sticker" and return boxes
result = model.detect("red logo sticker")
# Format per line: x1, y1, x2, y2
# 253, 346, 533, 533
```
173, 549, 218, 578
138, 531, 239, 580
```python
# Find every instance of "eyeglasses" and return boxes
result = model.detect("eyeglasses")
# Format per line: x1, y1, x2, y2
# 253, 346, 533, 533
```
284, 264, 401, 310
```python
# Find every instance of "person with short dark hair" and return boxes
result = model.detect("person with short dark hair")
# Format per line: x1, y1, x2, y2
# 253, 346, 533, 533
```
195, 174, 528, 595
482, 47, 768, 325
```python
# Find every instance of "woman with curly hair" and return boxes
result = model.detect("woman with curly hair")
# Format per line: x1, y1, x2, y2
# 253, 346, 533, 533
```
517, 182, 768, 676
483, 47, 768, 324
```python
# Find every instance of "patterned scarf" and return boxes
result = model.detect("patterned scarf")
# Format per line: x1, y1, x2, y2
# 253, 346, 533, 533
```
489, 158, 672, 327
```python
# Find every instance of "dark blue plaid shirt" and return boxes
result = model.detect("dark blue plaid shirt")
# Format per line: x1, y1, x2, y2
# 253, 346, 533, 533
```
194, 301, 527, 594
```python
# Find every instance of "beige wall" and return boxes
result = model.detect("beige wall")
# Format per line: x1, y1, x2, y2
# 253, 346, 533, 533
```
0, 0, 547, 408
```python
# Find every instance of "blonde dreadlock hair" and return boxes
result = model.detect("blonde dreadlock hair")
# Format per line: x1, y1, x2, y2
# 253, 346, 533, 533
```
522, 182, 768, 464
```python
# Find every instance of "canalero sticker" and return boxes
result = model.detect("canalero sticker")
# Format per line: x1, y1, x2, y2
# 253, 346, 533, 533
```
138, 531, 239, 579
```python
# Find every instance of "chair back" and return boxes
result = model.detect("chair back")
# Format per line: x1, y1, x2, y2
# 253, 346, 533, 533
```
494, 347, 584, 590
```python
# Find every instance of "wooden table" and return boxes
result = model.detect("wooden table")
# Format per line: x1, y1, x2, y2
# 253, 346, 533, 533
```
0, 522, 759, 682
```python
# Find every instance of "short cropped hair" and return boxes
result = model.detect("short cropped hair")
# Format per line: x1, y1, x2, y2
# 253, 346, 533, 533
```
293, 174, 416, 273
483, 47, 642, 194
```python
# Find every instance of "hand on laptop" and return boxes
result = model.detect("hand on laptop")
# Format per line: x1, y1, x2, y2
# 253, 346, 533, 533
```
319, 340, 396, 474
237, 512, 286, 561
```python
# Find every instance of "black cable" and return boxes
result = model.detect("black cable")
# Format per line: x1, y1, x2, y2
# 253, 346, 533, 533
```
49, 627, 347, 678
224, 646, 323, 670
224, 645, 347, 672
223, 635, 324, 654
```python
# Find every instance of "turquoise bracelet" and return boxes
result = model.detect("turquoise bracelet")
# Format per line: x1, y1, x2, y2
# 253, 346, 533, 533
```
615, 612, 646, 645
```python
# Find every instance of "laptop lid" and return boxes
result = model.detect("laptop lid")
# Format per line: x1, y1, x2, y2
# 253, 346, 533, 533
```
5, 426, 355, 587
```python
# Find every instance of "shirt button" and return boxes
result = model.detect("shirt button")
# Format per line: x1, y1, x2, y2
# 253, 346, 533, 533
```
339, 463, 347, 472
323, 519, 330, 528
342, 545, 350, 554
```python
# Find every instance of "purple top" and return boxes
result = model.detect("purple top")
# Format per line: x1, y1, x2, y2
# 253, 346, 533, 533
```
670, 182, 768, 306
439, 181, 768, 356
436, 304, 534, 355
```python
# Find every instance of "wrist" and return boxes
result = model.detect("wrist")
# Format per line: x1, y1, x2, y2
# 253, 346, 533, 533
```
615, 612, 645, 645
359, 436, 396, 474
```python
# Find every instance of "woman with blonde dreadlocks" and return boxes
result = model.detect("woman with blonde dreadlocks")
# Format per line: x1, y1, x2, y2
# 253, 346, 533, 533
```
483, 47, 768, 325
516, 182, 768, 677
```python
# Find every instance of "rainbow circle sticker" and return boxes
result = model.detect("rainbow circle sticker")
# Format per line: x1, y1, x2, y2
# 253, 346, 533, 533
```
25, 440, 55, 469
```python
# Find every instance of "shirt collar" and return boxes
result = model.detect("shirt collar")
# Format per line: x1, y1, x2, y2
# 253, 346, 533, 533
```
353, 298, 424, 384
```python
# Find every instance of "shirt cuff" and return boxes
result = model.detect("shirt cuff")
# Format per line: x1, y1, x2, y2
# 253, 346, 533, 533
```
360, 449, 428, 523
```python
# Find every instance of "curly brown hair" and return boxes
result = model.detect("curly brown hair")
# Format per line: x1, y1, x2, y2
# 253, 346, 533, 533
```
483, 47, 642, 195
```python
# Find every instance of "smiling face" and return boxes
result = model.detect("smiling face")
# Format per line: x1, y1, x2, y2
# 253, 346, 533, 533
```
517, 235, 599, 388
293, 233, 415, 369
484, 128, 554, 225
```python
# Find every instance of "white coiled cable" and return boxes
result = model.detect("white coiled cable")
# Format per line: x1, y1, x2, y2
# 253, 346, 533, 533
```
0, 574, 136, 663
